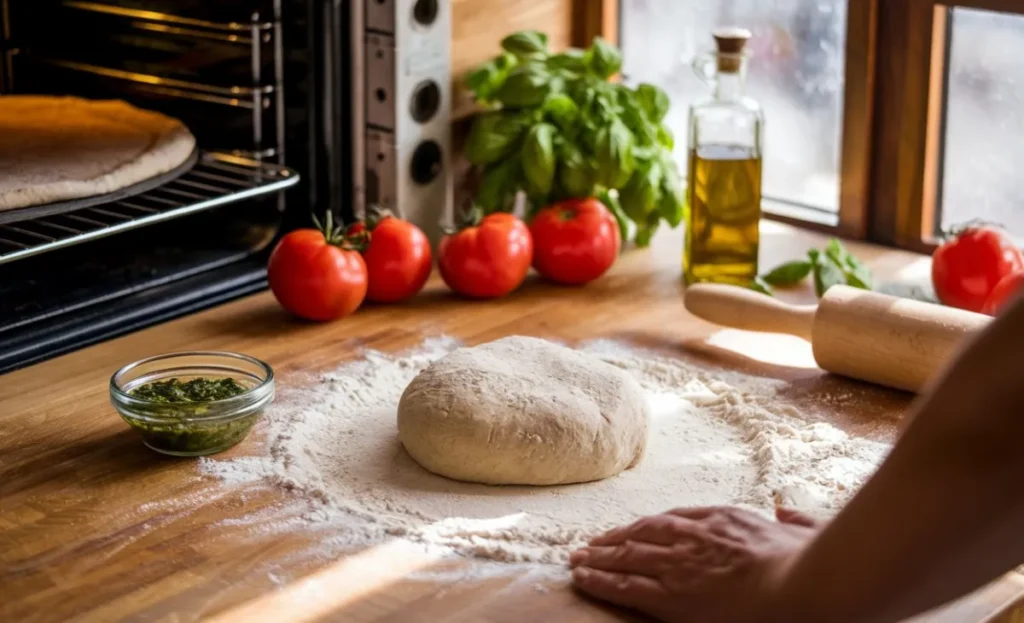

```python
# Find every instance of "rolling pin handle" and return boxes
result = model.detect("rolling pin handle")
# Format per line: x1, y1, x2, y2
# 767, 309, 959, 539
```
683, 283, 817, 341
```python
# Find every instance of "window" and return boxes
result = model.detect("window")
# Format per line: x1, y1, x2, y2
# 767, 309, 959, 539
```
612, 0, 1024, 250
940, 7, 1024, 237
620, 1, 849, 219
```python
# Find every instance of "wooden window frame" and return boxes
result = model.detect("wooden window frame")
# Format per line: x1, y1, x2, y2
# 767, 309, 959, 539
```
867, 0, 946, 253
604, 0, 1024, 252
572, 0, 618, 47
872, 0, 1024, 253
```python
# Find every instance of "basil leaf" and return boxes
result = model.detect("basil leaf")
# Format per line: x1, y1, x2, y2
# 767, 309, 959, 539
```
812, 251, 846, 297
466, 53, 518, 102
762, 260, 813, 287
493, 65, 556, 109
476, 158, 521, 213
465, 62, 498, 98
570, 81, 596, 115
843, 249, 865, 270
613, 88, 655, 145
844, 263, 874, 290
748, 276, 774, 296
546, 48, 586, 74
634, 226, 655, 247
583, 86, 619, 129
619, 161, 662, 223
597, 188, 635, 243
617, 181, 646, 223
500, 31, 549, 58
630, 145, 658, 163
557, 141, 596, 198
657, 160, 686, 227
541, 93, 579, 133
636, 83, 670, 123
825, 238, 850, 267
495, 52, 518, 72
657, 124, 675, 150
578, 119, 601, 153
584, 37, 622, 80
842, 250, 874, 289
522, 123, 556, 198
634, 213, 661, 247
464, 111, 529, 165
824, 238, 874, 290
595, 119, 636, 190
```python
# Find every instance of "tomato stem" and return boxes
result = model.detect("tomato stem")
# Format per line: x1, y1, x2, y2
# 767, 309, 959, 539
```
443, 204, 484, 235
463, 205, 484, 228
943, 218, 1007, 240
313, 210, 369, 251
340, 229, 370, 252
363, 203, 395, 230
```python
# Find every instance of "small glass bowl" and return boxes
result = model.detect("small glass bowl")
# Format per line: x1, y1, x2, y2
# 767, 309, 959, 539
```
110, 351, 275, 457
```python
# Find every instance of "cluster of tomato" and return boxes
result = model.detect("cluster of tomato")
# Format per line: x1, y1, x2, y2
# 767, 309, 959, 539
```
932, 224, 1024, 316
266, 197, 621, 321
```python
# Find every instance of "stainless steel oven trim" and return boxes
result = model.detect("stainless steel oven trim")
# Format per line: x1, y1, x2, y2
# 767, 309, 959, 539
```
271, 15, 284, 165
349, 0, 366, 220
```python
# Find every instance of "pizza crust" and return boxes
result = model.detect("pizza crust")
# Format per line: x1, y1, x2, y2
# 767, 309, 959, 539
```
0, 96, 197, 211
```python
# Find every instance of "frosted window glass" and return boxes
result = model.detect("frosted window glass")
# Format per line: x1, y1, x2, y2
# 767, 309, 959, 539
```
620, 0, 848, 213
941, 8, 1024, 236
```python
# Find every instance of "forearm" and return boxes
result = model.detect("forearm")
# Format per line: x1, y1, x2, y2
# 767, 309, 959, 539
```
775, 298, 1024, 623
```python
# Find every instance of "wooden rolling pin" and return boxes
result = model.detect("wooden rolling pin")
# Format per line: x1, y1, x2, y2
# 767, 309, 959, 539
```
684, 283, 992, 393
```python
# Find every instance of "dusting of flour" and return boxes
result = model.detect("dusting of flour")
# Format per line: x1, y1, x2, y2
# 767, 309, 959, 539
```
201, 337, 889, 564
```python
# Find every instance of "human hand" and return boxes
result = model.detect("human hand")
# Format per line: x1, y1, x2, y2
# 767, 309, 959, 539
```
569, 506, 821, 623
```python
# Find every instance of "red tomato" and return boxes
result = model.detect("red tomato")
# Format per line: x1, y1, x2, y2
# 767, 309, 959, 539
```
438, 213, 532, 299
932, 226, 1024, 313
530, 197, 620, 285
267, 229, 368, 321
360, 216, 432, 303
982, 271, 1024, 316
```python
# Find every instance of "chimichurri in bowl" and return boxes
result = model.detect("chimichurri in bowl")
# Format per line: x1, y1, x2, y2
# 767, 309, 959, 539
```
110, 351, 275, 457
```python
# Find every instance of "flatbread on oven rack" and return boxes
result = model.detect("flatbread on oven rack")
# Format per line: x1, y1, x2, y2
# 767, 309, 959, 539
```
0, 96, 197, 211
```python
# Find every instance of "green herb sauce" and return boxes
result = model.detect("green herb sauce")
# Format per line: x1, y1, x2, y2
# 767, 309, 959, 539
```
126, 377, 258, 456
131, 377, 248, 403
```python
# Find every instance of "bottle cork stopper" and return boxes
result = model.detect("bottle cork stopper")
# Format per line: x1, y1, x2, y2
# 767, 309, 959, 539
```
712, 27, 752, 73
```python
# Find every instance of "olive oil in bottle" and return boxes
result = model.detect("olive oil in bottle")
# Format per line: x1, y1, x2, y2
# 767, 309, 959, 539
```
685, 144, 762, 284
684, 28, 764, 285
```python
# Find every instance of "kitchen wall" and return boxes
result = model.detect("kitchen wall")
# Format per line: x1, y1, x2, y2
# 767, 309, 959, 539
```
447, 0, 614, 211
450, 0, 577, 119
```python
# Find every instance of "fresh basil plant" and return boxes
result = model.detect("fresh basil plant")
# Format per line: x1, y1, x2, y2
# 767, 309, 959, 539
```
464, 30, 685, 246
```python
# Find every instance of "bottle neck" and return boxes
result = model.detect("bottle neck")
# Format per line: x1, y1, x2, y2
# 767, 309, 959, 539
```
715, 70, 746, 101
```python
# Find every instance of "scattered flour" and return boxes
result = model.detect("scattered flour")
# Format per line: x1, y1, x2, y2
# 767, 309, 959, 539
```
201, 337, 890, 565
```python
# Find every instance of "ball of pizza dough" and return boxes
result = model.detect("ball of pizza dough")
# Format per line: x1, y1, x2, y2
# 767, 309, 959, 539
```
397, 336, 650, 485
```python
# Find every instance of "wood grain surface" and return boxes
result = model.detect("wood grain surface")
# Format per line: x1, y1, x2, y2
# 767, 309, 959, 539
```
2, 223, 1023, 623
450, 0, 575, 120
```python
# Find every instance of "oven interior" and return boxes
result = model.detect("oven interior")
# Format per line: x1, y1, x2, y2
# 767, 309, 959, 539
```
0, 0, 353, 372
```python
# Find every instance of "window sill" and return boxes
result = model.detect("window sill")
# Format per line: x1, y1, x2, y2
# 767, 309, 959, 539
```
762, 198, 840, 235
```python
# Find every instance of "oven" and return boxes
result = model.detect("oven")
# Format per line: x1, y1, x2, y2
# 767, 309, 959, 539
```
0, 0, 364, 373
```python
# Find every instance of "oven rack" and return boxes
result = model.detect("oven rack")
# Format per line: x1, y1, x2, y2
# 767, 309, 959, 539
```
59, 1, 277, 35
0, 152, 298, 266
29, 58, 277, 110
4, 0, 285, 159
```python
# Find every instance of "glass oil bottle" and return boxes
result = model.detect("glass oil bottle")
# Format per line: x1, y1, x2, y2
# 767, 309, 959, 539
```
684, 28, 764, 286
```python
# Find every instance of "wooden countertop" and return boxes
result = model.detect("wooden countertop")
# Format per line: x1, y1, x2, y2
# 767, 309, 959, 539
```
3, 222, 1023, 623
